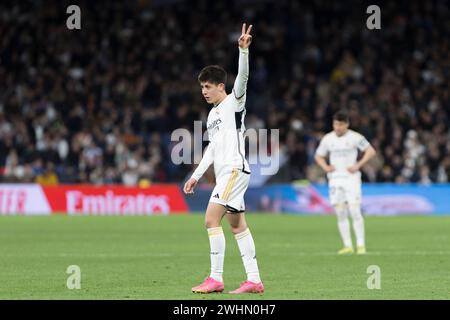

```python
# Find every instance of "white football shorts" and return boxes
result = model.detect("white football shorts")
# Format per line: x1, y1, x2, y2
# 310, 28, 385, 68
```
209, 168, 250, 213
328, 178, 362, 205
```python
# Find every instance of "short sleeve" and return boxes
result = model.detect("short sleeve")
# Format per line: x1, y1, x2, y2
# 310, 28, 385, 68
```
315, 136, 329, 157
355, 134, 370, 151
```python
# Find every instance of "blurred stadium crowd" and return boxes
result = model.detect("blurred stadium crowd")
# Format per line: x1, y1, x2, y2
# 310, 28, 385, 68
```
0, 0, 449, 185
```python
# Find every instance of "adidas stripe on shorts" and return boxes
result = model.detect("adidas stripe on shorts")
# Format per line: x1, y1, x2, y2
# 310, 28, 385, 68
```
209, 168, 250, 213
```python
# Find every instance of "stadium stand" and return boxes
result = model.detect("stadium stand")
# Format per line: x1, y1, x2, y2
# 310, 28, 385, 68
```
0, 0, 449, 185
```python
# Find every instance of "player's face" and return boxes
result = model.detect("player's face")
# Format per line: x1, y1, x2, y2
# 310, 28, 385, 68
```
333, 120, 349, 136
200, 81, 225, 105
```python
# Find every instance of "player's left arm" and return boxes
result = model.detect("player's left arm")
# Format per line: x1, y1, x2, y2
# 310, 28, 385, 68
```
233, 23, 252, 106
348, 136, 377, 173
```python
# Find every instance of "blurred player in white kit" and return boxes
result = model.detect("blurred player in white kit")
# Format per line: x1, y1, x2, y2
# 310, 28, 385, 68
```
315, 110, 376, 254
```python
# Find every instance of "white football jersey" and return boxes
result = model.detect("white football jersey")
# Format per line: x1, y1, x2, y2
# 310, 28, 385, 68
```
315, 129, 371, 181
191, 47, 251, 182
206, 94, 250, 178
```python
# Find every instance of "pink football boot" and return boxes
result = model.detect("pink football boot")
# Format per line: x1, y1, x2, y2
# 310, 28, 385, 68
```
192, 277, 224, 294
229, 281, 265, 294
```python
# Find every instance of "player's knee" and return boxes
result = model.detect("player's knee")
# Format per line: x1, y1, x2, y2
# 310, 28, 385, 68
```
348, 204, 363, 220
334, 204, 348, 220
205, 218, 221, 229
229, 223, 247, 234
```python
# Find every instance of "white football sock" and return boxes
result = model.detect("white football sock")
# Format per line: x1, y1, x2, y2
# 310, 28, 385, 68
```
335, 204, 353, 248
207, 227, 225, 282
348, 203, 365, 247
235, 228, 261, 283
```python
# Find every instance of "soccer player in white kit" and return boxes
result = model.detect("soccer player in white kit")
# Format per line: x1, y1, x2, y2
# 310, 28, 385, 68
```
315, 111, 376, 255
183, 24, 264, 294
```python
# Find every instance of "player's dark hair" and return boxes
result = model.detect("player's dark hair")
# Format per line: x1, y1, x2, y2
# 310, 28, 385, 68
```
333, 110, 349, 123
198, 65, 227, 85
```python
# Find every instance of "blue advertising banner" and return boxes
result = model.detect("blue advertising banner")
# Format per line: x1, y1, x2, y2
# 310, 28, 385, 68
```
183, 182, 334, 214
314, 183, 450, 215
184, 183, 450, 215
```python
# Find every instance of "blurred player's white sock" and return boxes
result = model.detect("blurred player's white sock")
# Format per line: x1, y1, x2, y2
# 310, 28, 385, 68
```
349, 204, 365, 247
207, 227, 225, 282
335, 204, 352, 247
235, 228, 261, 283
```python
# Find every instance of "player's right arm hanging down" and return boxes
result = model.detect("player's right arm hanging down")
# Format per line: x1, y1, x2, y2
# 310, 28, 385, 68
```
183, 143, 214, 194
233, 23, 252, 101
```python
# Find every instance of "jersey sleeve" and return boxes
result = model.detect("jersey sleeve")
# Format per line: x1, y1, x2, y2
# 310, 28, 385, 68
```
232, 47, 249, 111
355, 133, 371, 151
190, 143, 214, 181
315, 136, 329, 157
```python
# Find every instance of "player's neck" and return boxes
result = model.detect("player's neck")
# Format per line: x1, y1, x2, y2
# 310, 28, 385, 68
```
213, 93, 227, 107
336, 129, 349, 137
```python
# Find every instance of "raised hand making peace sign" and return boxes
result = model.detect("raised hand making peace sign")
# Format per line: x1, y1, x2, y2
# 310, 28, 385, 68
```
238, 23, 253, 49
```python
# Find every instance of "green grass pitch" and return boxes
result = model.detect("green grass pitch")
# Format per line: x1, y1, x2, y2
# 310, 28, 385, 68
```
0, 214, 449, 299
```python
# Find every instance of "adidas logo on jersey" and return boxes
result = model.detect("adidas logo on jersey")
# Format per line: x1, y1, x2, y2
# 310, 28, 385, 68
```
213, 194, 220, 199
